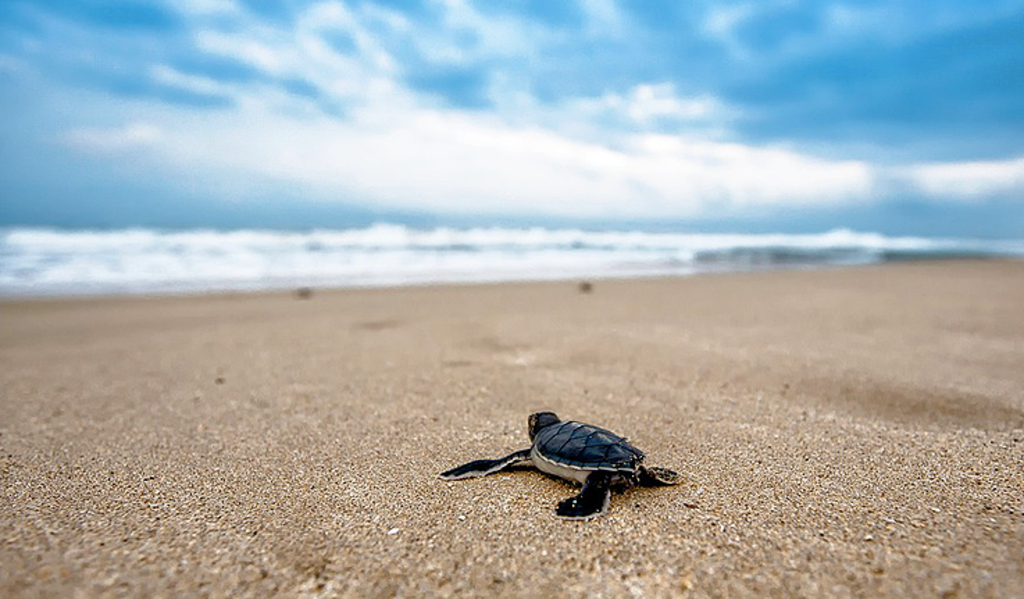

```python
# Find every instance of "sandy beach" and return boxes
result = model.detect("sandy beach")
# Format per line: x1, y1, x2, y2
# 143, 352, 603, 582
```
1, 260, 1022, 597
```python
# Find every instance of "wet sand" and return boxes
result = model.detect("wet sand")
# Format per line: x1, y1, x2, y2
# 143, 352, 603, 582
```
1, 260, 1022, 597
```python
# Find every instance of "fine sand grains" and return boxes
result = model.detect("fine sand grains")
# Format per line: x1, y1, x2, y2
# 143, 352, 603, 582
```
1, 260, 1022, 597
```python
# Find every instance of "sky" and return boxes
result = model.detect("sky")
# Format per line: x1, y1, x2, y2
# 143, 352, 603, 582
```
0, 0, 1022, 236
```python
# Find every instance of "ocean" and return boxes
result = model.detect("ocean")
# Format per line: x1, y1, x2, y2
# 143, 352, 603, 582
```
1, 225, 1022, 297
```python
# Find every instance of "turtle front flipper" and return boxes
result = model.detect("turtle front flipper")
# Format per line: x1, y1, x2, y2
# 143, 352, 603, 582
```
555, 471, 612, 520
439, 449, 532, 481
638, 466, 682, 486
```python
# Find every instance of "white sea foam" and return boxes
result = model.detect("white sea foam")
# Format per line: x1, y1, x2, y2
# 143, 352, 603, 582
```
1, 225, 1021, 297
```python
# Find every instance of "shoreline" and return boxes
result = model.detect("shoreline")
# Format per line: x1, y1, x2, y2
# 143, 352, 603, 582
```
5, 223, 1023, 301
2, 259, 1022, 597
2, 255, 1020, 303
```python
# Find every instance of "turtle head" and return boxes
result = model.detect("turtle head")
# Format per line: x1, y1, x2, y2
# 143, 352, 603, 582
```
528, 411, 560, 441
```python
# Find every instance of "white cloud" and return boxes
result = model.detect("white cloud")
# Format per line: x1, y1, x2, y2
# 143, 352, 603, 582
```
579, 0, 628, 38
192, 1, 403, 106
408, 0, 550, 67
299, 1, 356, 29
56, 0, 1012, 221
575, 83, 730, 126
150, 64, 233, 97
195, 30, 290, 74
47, 0, 882, 219
177, 0, 240, 16
92, 87, 874, 219
63, 123, 163, 152
629, 85, 719, 122
903, 156, 1024, 200
702, 3, 757, 60
704, 3, 754, 37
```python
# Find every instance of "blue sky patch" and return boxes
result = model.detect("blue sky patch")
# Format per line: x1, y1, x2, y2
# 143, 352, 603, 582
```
0, 0, 1021, 234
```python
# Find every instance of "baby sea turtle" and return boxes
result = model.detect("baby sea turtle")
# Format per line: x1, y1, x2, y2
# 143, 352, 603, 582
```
439, 411, 682, 520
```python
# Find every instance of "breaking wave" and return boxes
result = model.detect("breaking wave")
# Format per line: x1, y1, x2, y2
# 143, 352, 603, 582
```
1, 225, 1021, 296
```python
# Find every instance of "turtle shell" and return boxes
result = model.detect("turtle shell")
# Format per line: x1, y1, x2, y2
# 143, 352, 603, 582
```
533, 420, 644, 472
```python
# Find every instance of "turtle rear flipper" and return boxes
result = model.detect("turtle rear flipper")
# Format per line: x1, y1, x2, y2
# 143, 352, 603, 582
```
638, 466, 682, 486
439, 449, 532, 480
555, 471, 612, 519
